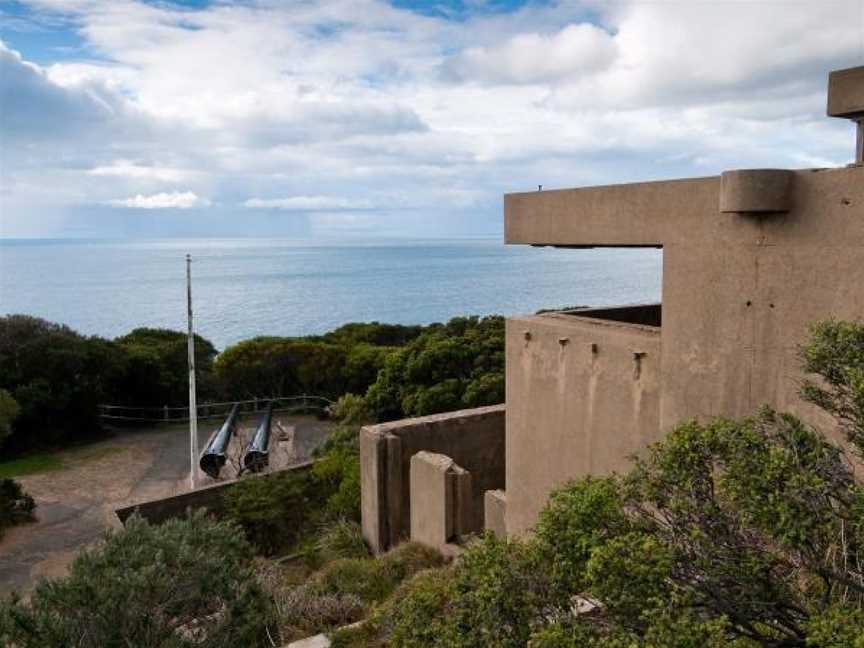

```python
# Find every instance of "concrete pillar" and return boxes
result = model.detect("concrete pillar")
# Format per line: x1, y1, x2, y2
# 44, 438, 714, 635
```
410, 452, 455, 548
360, 428, 388, 553
484, 489, 507, 537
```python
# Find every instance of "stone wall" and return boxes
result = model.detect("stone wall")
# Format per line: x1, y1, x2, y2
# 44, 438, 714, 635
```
361, 405, 505, 553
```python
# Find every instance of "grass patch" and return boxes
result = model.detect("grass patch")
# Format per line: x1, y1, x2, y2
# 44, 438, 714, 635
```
0, 454, 64, 478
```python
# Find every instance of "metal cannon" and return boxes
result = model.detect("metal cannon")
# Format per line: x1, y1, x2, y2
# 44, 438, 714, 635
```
199, 403, 240, 478
243, 401, 273, 473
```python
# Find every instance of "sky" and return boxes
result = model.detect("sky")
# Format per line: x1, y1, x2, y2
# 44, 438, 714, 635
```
0, 0, 863, 239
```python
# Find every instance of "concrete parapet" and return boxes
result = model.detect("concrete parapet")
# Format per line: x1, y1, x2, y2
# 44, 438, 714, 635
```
720, 169, 793, 214
484, 489, 507, 537
360, 404, 505, 553
114, 460, 315, 525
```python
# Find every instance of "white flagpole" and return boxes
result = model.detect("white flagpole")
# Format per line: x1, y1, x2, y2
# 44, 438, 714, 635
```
187, 254, 199, 490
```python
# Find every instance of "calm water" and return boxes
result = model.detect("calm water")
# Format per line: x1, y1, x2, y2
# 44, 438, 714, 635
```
0, 238, 662, 350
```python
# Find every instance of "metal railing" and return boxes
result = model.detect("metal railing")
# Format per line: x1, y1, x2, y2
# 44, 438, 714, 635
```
98, 395, 334, 424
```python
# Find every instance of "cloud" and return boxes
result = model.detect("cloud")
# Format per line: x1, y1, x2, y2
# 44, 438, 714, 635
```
1, 0, 861, 238
244, 196, 376, 211
443, 23, 618, 84
106, 191, 210, 209
0, 40, 123, 139
88, 160, 193, 182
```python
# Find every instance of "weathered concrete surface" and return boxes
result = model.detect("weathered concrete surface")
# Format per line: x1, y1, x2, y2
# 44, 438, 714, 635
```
115, 461, 315, 525
285, 634, 331, 648
409, 452, 474, 550
720, 169, 793, 213
410, 452, 454, 548
828, 65, 864, 117
505, 310, 661, 535
503, 162, 864, 535
484, 489, 507, 537
361, 405, 505, 553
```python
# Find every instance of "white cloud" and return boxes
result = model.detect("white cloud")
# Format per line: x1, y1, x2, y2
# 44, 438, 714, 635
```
443, 23, 618, 84
88, 160, 192, 182
243, 196, 375, 211
106, 191, 209, 209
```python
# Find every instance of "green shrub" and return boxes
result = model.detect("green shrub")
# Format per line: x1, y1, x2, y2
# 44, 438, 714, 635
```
801, 319, 864, 455
312, 542, 444, 606
0, 511, 273, 647
534, 475, 630, 594
312, 445, 362, 522
329, 393, 374, 426
363, 315, 504, 420
369, 567, 457, 648
0, 478, 35, 538
116, 327, 218, 406
0, 389, 19, 449
316, 519, 370, 562
223, 470, 324, 556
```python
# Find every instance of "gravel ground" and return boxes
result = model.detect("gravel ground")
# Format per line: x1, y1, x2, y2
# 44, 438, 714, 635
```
0, 414, 332, 597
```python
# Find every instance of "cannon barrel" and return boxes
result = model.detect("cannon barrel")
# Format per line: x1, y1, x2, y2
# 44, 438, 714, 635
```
243, 401, 273, 473
199, 403, 240, 478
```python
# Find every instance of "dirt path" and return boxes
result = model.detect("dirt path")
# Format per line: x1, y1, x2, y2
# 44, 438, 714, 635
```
0, 415, 332, 596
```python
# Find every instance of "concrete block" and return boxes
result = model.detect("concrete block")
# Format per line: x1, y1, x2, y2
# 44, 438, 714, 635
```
385, 433, 403, 549
360, 427, 387, 554
720, 169, 793, 213
451, 465, 474, 540
286, 634, 331, 648
410, 451, 454, 547
828, 65, 864, 118
484, 489, 507, 537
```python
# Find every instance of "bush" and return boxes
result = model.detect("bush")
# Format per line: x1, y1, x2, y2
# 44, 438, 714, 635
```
0, 389, 19, 449
312, 445, 362, 522
364, 315, 504, 420
311, 542, 444, 606
316, 519, 370, 563
0, 478, 35, 538
116, 327, 218, 406
0, 315, 128, 453
223, 470, 324, 556
369, 567, 457, 648
0, 511, 273, 647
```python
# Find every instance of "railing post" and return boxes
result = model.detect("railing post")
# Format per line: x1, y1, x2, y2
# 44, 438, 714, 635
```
163, 405, 169, 421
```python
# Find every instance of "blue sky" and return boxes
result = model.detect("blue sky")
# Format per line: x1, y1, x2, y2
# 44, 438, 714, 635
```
1, 0, 862, 238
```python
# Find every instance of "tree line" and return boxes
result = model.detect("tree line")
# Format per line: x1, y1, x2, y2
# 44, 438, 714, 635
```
0, 314, 504, 456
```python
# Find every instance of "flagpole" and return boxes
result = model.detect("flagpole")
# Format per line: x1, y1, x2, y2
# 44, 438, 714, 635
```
187, 254, 199, 490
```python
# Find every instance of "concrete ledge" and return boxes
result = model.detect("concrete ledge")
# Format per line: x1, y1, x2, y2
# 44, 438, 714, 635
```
720, 169, 793, 214
828, 66, 864, 118
115, 461, 314, 525
361, 405, 505, 553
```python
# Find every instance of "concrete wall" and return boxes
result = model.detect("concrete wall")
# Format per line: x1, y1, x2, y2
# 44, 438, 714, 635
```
361, 405, 505, 553
505, 312, 661, 535
502, 164, 864, 535
115, 461, 314, 525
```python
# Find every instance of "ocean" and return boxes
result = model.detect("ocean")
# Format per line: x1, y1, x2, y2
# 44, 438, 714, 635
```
0, 238, 662, 350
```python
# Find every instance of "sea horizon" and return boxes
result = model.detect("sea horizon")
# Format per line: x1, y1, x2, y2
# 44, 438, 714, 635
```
0, 237, 663, 350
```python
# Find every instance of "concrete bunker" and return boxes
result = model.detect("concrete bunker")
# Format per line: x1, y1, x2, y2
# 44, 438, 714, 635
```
361, 64, 864, 551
